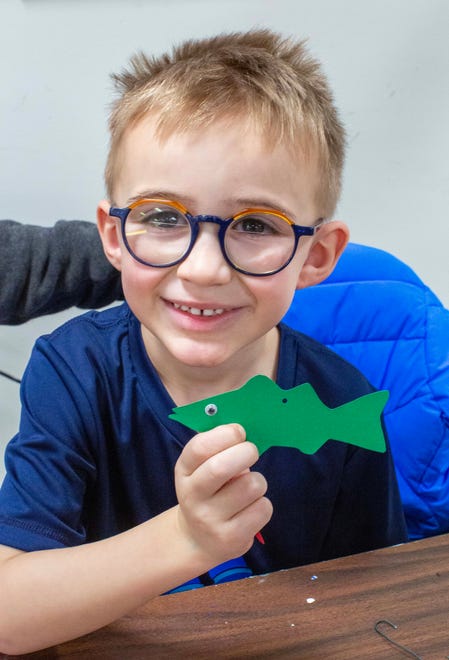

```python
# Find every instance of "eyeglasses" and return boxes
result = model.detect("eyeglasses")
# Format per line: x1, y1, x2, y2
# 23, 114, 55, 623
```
109, 198, 324, 276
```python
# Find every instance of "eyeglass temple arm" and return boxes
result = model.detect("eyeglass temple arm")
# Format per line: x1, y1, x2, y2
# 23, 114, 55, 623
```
109, 207, 130, 222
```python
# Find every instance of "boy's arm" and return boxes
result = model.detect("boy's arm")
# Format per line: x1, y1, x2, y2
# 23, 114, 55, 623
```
0, 425, 271, 656
0, 508, 202, 654
0, 220, 123, 325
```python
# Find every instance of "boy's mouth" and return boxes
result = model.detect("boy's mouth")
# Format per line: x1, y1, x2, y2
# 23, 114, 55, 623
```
172, 302, 225, 317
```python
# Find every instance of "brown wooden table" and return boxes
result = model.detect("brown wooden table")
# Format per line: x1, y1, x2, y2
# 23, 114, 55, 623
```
7, 533, 449, 659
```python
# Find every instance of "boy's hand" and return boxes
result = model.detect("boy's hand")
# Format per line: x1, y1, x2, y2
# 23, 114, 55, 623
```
174, 424, 273, 563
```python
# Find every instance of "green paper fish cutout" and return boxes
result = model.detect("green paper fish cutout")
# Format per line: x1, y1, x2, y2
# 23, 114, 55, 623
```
169, 375, 388, 455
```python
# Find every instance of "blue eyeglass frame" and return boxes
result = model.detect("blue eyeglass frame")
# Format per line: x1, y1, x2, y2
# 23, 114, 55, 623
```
109, 198, 324, 277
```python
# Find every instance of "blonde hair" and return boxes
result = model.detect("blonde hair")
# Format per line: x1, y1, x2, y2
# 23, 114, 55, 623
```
105, 29, 346, 216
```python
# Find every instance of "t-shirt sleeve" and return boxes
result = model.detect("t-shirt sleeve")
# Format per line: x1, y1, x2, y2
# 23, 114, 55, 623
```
0, 335, 97, 551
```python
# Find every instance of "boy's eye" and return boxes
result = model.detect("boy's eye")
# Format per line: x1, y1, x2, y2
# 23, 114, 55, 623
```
134, 208, 188, 229
232, 215, 277, 235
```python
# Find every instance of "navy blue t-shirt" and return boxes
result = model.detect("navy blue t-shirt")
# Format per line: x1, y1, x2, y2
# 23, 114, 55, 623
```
0, 303, 407, 582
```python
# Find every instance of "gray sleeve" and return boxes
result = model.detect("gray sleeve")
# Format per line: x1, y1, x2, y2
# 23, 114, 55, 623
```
0, 220, 123, 325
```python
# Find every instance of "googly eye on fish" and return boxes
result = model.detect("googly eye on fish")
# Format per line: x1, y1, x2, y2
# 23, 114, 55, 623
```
205, 403, 218, 416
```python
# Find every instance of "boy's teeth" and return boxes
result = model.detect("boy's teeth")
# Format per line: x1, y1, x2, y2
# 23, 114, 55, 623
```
173, 303, 224, 316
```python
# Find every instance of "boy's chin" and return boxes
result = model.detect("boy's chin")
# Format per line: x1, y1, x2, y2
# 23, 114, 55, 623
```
168, 341, 233, 370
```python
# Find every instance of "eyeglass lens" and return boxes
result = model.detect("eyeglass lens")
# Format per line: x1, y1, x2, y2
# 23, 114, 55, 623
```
124, 201, 297, 274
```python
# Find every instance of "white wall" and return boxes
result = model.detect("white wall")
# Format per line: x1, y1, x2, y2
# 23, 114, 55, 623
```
1, 0, 448, 473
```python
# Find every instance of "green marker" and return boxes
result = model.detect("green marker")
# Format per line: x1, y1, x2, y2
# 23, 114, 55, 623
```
169, 375, 388, 455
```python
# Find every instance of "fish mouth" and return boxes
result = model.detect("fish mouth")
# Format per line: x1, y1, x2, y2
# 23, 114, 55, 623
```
171, 302, 226, 317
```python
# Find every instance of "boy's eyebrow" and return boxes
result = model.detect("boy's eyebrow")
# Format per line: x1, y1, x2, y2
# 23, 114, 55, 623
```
233, 196, 297, 219
125, 190, 297, 221
125, 190, 191, 206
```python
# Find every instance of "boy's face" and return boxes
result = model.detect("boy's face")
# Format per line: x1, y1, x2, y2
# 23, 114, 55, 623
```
98, 115, 348, 382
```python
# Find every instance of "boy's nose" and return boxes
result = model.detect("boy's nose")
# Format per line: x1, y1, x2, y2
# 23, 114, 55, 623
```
176, 224, 233, 285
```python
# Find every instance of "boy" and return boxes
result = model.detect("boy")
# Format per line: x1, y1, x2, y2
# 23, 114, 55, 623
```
0, 30, 407, 654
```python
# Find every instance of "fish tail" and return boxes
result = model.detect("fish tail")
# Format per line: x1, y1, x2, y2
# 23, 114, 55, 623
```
330, 390, 389, 453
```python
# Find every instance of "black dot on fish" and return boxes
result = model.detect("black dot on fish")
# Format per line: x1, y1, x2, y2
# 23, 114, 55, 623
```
282, 398, 288, 403
205, 403, 218, 416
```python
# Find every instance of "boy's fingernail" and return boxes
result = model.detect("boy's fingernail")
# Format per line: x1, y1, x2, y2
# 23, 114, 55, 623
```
232, 423, 246, 439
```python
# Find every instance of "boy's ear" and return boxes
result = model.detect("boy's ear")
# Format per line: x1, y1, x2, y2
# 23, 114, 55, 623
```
97, 200, 123, 271
296, 221, 349, 290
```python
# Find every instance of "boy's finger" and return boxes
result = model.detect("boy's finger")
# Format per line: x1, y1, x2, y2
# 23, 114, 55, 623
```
209, 470, 268, 521
221, 496, 273, 554
177, 423, 246, 476
188, 441, 260, 500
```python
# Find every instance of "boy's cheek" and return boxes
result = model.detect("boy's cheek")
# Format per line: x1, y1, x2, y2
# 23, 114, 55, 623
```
120, 263, 163, 297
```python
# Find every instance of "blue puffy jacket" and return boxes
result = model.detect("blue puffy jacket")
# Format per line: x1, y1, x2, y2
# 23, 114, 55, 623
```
283, 242, 449, 540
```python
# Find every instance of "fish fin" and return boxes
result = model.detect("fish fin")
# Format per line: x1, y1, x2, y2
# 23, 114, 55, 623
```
330, 390, 389, 453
